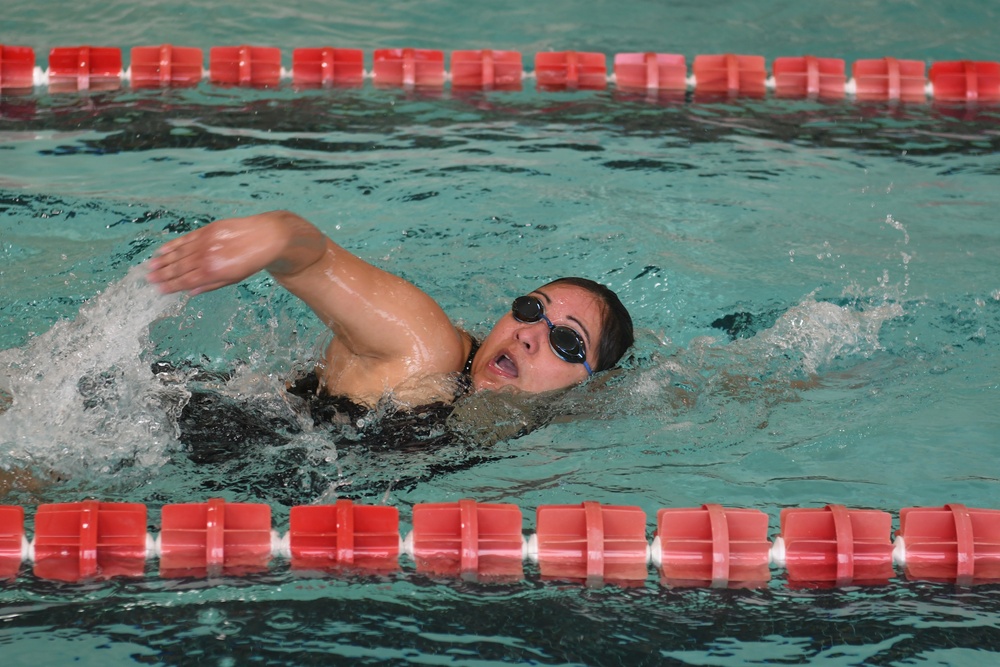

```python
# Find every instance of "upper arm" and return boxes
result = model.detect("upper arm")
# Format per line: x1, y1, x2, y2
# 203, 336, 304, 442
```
273, 239, 467, 374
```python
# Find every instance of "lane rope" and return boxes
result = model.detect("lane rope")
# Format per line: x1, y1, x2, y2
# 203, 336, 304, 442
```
1, 44, 998, 101
3, 499, 999, 586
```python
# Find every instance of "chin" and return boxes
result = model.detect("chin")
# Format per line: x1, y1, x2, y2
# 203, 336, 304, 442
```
473, 379, 511, 393
471, 373, 518, 394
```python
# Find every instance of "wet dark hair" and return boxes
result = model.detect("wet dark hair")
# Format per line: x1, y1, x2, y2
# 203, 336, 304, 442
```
540, 277, 634, 373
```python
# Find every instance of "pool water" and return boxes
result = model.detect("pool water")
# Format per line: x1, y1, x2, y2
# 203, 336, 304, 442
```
3, 0, 1000, 665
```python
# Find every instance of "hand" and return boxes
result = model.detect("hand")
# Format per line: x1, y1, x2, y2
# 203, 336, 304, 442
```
146, 213, 320, 295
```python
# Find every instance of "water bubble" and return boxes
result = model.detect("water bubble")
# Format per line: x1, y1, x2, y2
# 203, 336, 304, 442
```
884, 214, 910, 244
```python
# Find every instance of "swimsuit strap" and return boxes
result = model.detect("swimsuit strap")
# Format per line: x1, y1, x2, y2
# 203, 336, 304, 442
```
463, 336, 480, 376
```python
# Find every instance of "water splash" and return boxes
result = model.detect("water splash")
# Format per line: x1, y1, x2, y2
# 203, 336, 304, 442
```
0, 266, 183, 477
583, 293, 908, 459
743, 297, 904, 376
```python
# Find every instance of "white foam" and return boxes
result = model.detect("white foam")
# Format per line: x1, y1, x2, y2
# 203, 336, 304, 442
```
0, 266, 184, 475
753, 298, 904, 375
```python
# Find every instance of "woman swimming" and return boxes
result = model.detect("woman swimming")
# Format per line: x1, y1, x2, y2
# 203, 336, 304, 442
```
1, 211, 633, 498
147, 210, 634, 409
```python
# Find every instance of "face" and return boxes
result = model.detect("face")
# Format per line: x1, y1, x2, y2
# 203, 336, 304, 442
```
470, 284, 604, 394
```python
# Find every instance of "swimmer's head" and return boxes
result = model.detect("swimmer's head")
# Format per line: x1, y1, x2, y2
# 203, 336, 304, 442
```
470, 277, 634, 394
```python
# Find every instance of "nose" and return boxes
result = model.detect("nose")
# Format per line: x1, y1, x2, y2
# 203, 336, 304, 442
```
514, 320, 547, 355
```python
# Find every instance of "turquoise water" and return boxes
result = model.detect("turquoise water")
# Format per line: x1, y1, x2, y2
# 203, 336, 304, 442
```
3, 0, 1000, 665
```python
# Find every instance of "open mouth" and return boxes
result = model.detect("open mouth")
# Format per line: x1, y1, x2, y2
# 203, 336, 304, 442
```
493, 353, 519, 378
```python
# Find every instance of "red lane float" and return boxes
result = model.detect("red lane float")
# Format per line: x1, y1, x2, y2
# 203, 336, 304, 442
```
897, 504, 1000, 584
451, 50, 523, 90
159, 498, 272, 576
373, 48, 445, 87
693, 54, 767, 97
209, 45, 281, 87
0, 45, 35, 91
532, 502, 648, 582
130, 45, 203, 88
535, 51, 607, 90
772, 56, 846, 99
853, 57, 926, 102
289, 499, 399, 570
292, 47, 364, 87
32, 501, 147, 582
48, 46, 122, 92
409, 499, 524, 579
0, 505, 25, 579
654, 504, 771, 587
778, 505, 894, 586
614, 53, 687, 93
929, 60, 1000, 102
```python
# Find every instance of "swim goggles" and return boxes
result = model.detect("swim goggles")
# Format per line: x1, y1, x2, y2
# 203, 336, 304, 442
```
512, 295, 593, 376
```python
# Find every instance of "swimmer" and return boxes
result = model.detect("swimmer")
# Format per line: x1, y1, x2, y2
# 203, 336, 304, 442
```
146, 210, 634, 408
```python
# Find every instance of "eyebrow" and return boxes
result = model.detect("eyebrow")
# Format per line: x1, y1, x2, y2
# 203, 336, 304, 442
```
533, 289, 593, 348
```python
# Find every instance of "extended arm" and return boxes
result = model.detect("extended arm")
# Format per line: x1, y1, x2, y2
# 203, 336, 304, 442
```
147, 211, 468, 378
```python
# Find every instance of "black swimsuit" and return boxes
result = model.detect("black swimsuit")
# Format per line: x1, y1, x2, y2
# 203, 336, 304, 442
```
180, 337, 481, 459
172, 338, 509, 505
286, 337, 480, 451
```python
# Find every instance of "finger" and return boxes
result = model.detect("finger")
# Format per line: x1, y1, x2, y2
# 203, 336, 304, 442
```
152, 271, 213, 295
148, 230, 214, 274
151, 224, 216, 269
188, 279, 233, 296
152, 232, 193, 258
147, 251, 213, 293
152, 229, 206, 261
147, 247, 193, 282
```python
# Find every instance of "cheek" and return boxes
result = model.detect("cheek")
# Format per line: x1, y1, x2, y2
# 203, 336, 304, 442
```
521, 356, 585, 392
482, 316, 515, 343
473, 326, 506, 366
469, 325, 510, 387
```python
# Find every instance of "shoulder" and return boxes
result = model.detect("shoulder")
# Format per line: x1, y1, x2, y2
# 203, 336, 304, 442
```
319, 325, 471, 406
